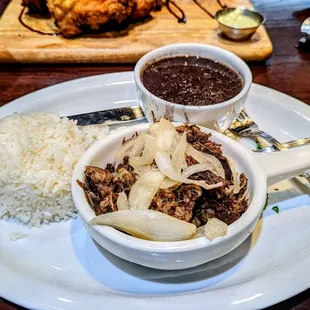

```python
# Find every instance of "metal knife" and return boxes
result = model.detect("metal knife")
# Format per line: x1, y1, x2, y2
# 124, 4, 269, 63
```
65, 105, 145, 126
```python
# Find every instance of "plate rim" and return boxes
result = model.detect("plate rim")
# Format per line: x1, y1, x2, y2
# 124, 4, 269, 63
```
2, 71, 310, 116
1, 71, 310, 310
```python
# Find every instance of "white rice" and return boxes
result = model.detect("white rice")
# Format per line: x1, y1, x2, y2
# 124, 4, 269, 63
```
0, 111, 109, 226
9, 232, 28, 241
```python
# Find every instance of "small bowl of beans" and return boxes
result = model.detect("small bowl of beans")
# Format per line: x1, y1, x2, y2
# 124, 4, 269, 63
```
134, 43, 252, 131
215, 7, 265, 41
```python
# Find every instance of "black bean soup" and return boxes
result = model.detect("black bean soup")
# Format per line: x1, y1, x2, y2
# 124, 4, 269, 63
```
141, 56, 243, 106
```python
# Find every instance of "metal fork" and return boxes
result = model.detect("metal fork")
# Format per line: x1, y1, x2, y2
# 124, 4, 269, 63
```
230, 110, 310, 183
230, 111, 310, 152
230, 110, 287, 151
255, 138, 310, 153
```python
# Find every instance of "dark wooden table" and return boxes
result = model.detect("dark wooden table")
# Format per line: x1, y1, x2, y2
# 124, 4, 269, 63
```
0, 0, 310, 309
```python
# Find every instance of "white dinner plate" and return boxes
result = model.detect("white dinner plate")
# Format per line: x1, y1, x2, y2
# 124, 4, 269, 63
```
1, 72, 310, 310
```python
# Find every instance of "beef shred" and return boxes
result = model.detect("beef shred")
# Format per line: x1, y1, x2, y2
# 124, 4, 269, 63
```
78, 125, 249, 227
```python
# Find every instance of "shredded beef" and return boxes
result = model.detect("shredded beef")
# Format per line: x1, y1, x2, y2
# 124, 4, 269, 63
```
78, 161, 137, 216
191, 194, 249, 226
177, 124, 233, 183
186, 155, 198, 166
189, 169, 230, 199
79, 124, 249, 228
150, 185, 202, 222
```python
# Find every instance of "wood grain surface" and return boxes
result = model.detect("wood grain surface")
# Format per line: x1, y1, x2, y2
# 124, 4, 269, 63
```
1, 0, 310, 309
0, 0, 273, 63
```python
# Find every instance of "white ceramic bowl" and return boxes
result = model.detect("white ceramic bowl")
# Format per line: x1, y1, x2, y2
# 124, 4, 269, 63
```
134, 44, 252, 131
71, 123, 310, 270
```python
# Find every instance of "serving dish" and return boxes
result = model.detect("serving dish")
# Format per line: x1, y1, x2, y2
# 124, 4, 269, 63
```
215, 7, 265, 41
135, 43, 252, 131
1, 72, 310, 309
72, 121, 309, 270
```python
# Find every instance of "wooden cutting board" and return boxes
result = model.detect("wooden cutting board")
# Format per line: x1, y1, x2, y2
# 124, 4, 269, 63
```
0, 0, 273, 63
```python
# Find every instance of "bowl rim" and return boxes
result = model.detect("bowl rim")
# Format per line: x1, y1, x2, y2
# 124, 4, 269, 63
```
134, 43, 252, 111
71, 122, 267, 253
215, 7, 265, 30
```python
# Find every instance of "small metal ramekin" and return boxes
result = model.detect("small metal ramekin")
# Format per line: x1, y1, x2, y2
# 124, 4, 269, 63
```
215, 7, 265, 41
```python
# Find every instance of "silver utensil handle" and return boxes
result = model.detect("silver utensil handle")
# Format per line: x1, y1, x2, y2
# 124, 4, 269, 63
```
283, 137, 310, 148
255, 137, 310, 153
256, 130, 287, 151
78, 117, 145, 129
65, 105, 145, 126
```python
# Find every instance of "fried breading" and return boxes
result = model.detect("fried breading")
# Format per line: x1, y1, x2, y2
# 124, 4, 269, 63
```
130, 0, 155, 21
47, 0, 135, 37
22, 0, 160, 37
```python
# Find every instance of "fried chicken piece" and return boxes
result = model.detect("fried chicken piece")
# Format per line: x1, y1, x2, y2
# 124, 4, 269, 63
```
23, 0, 158, 37
130, 0, 155, 21
47, 0, 134, 37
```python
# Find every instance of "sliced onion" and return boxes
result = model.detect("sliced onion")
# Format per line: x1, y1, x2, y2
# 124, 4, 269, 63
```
130, 133, 145, 157
171, 132, 181, 150
155, 118, 176, 154
204, 218, 227, 241
228, 158, 240, 194
191, 225, 206, 238
115, 136, 139, 165
181, 163, 214, 178
186, 145, 225, 178
128, 169, 165, 210
171, 133, 188, 174
129, 134, 156, 166
149, 122, 159, 137
129, 163, 151, 175
155, 151, 222, 191
160, 177, 181, 189
89, 210, 197, 241
117, 192, 129, 210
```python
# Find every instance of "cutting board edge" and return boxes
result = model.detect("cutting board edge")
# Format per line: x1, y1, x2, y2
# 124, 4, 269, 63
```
0, 44, 273, 63
0, 0, 274, 63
